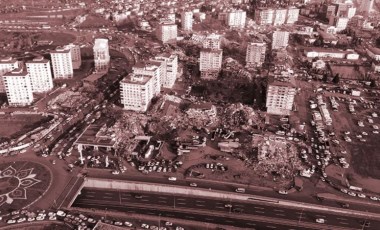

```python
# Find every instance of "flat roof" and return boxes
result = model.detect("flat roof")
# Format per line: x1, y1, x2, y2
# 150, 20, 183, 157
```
121, 73, 152, 85
51, 47, 70, 54
0, 57, 17, 64
304, 47, 356, 54
3, 67, 28, 76
268, 76, 296, 88
26, 57, 49, 64
75, 124, 116, 148
368, 46, 380, 55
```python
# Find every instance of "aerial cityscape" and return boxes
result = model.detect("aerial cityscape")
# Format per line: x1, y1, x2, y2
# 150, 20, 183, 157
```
0, 0, 380, 229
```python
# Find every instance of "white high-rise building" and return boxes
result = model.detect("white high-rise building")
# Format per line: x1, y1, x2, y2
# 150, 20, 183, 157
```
3, 68, 34, 106
226, 10, 247, 28
246, 42, 266, 68
120, 73, 155, 112
93, 38, 110, 72
286, 8, 300, 24
50, 47, 74, 79
132, 61, 162, 94
202, 33, 221, 49
266, 79, 296, 115
274, 9, 287, 26
25, 57, 54, 93
64, 43, 81, 69
255, 8, 275, 25
272, 31, 290, 49
329, 16, 349, 32
0, 57, 19, 93
200, 48, 223, 79
359, 0, 374, 15
156, 23, 177, 43
153, 54, 178, 88
181, 11, 193, 31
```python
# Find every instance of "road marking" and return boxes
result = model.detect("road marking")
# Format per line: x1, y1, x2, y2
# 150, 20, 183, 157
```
147, 212, 155, 215
255, 210, 265, 214
274, 209, 284, 212
215, 206, 224, 209
205, 218, 214, 221
195, 204, 205, 207
315, 214, 326, 218
225, 220, 234, 223
104, 192, 113, 195
266, 226, 277, 229
177, 202, 186, 205
185, 216, 194, 219
141, 199, 149, 202
195, 200, 205, 203
247, 223, 256, 226
275, 213, 285, 216
234, 204, 245, 207
216, 202, 224, 205
295, 212, 302, 215
177, 198, 186, 201
339, 222, 349, 225
158, 196, 167, 199
166, 214, 174, 217
254, 206, 265, 210
86, 195, 94, 198
86, 191, 95, 194
103, 196, 113, 199
337, 217, 348, 220
158, 200, 167, 204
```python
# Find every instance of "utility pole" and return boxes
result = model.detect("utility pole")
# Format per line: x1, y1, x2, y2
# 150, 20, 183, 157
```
158, 213, 161, 229
361, 210, 369, 230
298, 208, 304, 226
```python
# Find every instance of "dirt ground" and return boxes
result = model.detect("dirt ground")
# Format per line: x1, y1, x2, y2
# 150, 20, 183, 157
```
0, 114, 46, 139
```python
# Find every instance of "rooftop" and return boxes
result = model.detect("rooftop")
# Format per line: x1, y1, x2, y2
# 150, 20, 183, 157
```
75, 124, 117, 148
121, 73, 152, 85
304, 47, 357, 54
51, 47, 71, 54
0, 57, 18, 64
3, 67, 28, 76
368, 46, 380, 55
268, 76, 296, 88
26, 56, 49, 64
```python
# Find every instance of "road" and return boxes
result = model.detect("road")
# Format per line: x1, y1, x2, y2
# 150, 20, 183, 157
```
73, 188, 375, 230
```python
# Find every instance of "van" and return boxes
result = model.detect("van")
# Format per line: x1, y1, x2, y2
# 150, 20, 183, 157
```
235, 188, 245, 193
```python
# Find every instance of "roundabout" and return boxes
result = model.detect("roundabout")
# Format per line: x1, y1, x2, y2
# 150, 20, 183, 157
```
0, 161, 52, 214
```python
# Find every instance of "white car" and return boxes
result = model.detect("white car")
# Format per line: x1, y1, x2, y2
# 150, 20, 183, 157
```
373, 125, 379, 130
369, 196, 378, 201
340, 188, 348, 194
17, 217, 26, 223
358, 193, 366, 198
278, 190, 288, 195
141, 223, 150, 229
362, 132, 368, 136
316, 218, 325, 224
124, 221, 133, 227
348, 191, 356, 197
112, 170, 120, 175
27, 217, 35, 222
56, 210, 66, 217
7, 219, 16, 224
189, 183, 197, 187
168, 177, 177, 181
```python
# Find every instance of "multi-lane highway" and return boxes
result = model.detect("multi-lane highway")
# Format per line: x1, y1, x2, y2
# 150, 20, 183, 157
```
73, 188, 376, 229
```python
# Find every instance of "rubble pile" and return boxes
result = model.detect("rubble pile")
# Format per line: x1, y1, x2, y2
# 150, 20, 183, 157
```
254, 139, 303, 180
220, 103, 261, 129
48, 91, 88, 109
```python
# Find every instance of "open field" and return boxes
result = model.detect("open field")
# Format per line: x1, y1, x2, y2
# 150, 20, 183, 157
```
0, 114, 47, 139
329, 64, 368, 80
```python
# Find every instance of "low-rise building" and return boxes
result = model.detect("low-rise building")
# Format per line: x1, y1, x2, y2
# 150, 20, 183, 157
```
304, 48, 359, 60
367, 46, 380, 61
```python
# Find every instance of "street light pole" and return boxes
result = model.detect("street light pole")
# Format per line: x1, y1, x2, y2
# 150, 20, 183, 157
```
298, 208, 304, 226
158, 213, 161, 229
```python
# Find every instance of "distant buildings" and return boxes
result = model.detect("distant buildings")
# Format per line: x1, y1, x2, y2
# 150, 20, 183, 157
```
266, 78, 296, 115
271, 31, 289, 50
3, 68, 33, 106
199, 49, 223, 79
64, 43, 81, 70
50, 47, 74, 79
226, 10, 246, 28
246, 42, 267, 68
304, 48, 359, 60
181, 11, 193, 31
156, 23, 177, 43
359, 0, 374, 15
120, 74, 156, 112
93, 38, 110, 72
255, 7, 299, 26
152, 54, 178, 88
25, 57, 54, 93
329, 16, 349, 32
0, 57, 19, 93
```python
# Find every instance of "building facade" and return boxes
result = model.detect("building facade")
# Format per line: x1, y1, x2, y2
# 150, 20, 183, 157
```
132, 61, 162, 94
199, 49, 223, 79
246, 42, 266, 68
226, 10, 247, 28
202, 33, 221, 49
273, 9, 287, 26
266, 81, 296, 115
25, 57, 54, 93
181, 11, 193, 31
64, 43, 81, 69
156, 23, 177, 43
93, 38, 110, 72
50, 47, 74, 79
3, 68, 34, 106
0, 57, 19, 93
120, 74, 155, 112
359, 0, 374, 15
153, 54, 178, 88
255, 7, 299, 25
286, 8, 300, 24
272, 31, 290, 49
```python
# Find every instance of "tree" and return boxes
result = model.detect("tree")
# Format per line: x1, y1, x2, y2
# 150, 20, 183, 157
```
376, 37, 380, 48
333, 74, 340, 84
370, 79, 377, 87
322, 73, 328, 82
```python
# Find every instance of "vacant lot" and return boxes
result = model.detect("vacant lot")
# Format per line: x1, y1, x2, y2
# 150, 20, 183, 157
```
329, 64, 368, 80
0, 114, 47, 139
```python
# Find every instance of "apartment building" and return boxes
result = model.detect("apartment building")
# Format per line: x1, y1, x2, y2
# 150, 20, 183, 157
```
329, 16, 349, 32
0, 57, 19, 93
246, 42, 266, 68
273, 9, 287, 26
255, 8, 275, 25
286, 8, 300, 24
132, 61, 162, 94
152, 54, 178, 88
120, 74, 155, 112
50, 47, 74, 79
25, 57, 54, 93
64, 43, 81, 69
226, 10, 246, 28
181, 11, 193, 31
156, 23, 177, 43
93, 38, 110, 72
272, 31, 290, 49
202, 33, 221, 49
3, 68, 34, 106
199, 48, 223, 79
359, 0, 374, 15
266, 79, 296, 115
